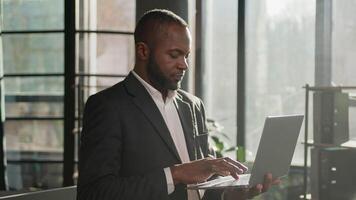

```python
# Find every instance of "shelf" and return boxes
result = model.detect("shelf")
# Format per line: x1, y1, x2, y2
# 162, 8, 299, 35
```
302, 139, 356, 149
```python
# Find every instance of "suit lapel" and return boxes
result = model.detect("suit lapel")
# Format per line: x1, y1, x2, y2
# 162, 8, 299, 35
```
124, 73, 181, 162
175, 95, 196, 161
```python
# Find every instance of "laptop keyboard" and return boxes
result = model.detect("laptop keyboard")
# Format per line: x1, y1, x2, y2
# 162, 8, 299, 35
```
215, 174, 251, 187
189, 174, 251, 189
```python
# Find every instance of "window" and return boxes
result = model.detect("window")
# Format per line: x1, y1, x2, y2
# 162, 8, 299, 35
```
245, 0, 315, 165
76, 0, 135, 100
332, 0, 356, 86
1, 0, 136, 189
332, 0, 356, 141
74, 0, 135, 184
0, 0, 6, 189
201, 0, 238, 156
2, 0, 64, 189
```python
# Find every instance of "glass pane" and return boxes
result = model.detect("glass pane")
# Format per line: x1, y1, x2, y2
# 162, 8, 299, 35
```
7, 163, 62, 190
3, 0, 64, 31
76, 76, 125, 94
75, 76, 125, 118
4, 77, 64, 95
77, 0, 135, 32
4, 120, 63, 152
74, 164, 78, 184
202, 0, 238, 156
3, 34, 64, 74
93, 77, 126, 89
332, 0, 356, 85
350, 106, 356, 141
246, 0, 315, 165
76, 33, 134, 75
5, 101, 63, 118
7, 150, 63, 161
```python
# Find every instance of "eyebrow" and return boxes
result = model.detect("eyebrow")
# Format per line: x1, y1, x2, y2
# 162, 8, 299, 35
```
169, 48, 190, 56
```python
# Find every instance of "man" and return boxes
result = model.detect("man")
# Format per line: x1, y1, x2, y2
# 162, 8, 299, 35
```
77, 9, 278, 200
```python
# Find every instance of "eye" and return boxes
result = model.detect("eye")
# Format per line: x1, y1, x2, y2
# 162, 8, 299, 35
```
169, 52, 179, 59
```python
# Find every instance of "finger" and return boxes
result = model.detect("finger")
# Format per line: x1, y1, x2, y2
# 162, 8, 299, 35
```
215, 170, 231, 177
207, 154, 215, 159
209, 159, 241, 179
262, 173, 273, 193
223, 157, 248, 173
218, 158, 246, 175
248, 184, 263, 199
220, 158, 244, 174
272, 178, 281, 185
205, 156, 214, 160
210, 164, 231, 177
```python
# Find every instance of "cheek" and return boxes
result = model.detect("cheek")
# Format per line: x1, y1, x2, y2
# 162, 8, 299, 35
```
156, 56, 177, 70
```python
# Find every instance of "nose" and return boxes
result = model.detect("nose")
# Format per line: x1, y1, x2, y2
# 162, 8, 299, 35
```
178, 57, 189, 70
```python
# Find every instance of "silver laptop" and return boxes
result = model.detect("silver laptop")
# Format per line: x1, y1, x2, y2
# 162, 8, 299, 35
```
188, 114, 304, 190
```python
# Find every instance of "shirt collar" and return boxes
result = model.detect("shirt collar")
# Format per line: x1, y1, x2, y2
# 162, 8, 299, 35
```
131, 70, 177, 103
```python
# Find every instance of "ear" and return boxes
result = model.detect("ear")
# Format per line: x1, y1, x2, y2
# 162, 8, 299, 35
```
136, 42, 150, 60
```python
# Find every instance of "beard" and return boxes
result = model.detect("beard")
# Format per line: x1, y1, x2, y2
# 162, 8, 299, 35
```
146, 54, 181, 91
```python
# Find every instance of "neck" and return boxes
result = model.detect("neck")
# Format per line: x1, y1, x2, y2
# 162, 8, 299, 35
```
133, 67, 168, 101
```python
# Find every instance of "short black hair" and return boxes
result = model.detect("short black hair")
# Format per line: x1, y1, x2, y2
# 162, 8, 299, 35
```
134, 9, 188, 45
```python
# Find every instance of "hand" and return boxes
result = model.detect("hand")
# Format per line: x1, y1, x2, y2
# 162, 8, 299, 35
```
223, 173, 281, 200
170, 157, 248, 185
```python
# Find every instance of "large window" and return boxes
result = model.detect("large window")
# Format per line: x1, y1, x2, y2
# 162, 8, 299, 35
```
332, 0, 356, 86
1, 0, 135, 190
76, 0, 135, 100
0, 0, 7, 190
245, 0, 315, 165
201, 0, 238, 154
332, 0, 356, 141
2, 0, 64, 190
74, 0, 135, 184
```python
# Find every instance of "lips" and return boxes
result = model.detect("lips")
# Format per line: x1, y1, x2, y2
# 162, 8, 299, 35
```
174, 73, 184, 81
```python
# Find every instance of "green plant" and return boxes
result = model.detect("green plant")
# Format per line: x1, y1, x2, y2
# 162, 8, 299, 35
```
206, 118, 239, 158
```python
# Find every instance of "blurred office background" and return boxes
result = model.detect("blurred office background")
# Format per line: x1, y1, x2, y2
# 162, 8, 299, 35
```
0, 0, 355, 199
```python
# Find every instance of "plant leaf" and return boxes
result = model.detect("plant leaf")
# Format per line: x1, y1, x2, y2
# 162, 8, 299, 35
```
224, 146, 238, 152
211, 136, 224, 151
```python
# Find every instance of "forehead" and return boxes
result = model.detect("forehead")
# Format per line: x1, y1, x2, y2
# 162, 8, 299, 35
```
154, 24, 191, 52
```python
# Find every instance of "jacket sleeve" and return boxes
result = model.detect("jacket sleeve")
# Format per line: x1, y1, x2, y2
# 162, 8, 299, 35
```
194, 98, 214, 157
77, 94, 168, 200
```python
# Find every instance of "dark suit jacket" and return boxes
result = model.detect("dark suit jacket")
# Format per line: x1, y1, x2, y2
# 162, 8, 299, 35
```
77, 73, 221, 200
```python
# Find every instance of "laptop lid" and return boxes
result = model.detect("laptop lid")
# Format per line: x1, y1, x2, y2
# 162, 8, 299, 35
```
249, 114, 304, 186
187, 114, 304, 190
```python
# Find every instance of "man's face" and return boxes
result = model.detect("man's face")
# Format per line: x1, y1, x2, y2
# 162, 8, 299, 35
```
146, 24, 191, 91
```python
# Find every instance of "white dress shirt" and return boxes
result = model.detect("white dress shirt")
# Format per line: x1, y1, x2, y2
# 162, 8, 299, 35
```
132, 71, 200, 200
